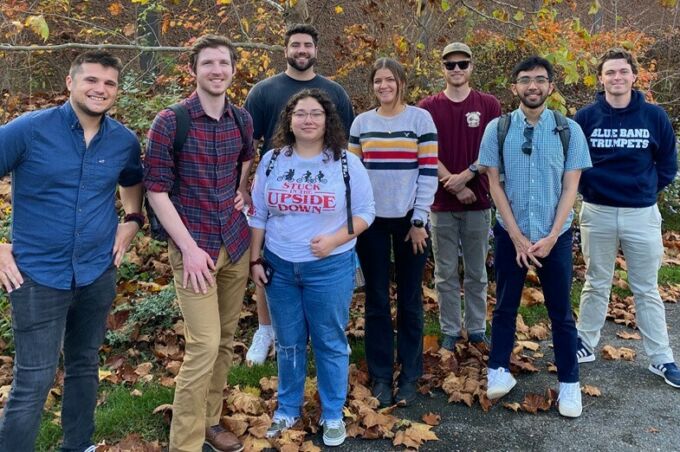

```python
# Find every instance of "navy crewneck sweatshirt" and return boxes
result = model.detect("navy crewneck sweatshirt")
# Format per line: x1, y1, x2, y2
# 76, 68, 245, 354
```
575, 90, 677, 207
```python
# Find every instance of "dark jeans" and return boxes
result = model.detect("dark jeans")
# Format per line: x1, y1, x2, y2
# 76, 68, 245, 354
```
0, 266, 116, 452
489, 224, 578, 383
357, 215, 430, 385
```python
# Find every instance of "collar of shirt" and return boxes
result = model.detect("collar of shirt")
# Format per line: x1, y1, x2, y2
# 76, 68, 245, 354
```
185, 91, 236, 122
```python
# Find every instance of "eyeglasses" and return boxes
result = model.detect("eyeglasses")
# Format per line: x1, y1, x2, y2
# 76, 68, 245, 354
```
522, 125, 534, 155
443, 60, 471, 71
292, 110, 325, 120
516, 76, 551, 86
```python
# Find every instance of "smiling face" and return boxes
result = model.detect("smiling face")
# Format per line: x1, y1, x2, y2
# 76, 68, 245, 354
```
190, 45, 235, 98
290, 96, 326, 145
285, 33, 317, 72
599, 58, 636, 99
511, 66, 554, 110
66, 62, 119, 118
442, 52, 472, 88
373, 67, 403, 107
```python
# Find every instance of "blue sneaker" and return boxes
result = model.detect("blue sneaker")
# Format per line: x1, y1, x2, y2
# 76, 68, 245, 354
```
649, 362, 680, 388
576, 337, 595, 363
441, 334, 461, 351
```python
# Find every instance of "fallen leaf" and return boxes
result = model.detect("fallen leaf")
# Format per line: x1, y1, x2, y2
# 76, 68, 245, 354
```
421, 412, 440, 426
616, 331, 641, 340
582, 385, 601, 397
503, 402, 521, 412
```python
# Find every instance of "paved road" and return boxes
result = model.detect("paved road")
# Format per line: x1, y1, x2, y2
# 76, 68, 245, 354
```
323, 302, 680, 451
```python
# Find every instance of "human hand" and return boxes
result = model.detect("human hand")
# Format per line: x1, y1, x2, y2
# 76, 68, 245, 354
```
250, 263, 268, 287
310, 234, 338, 258
0, 243, 23, 293
235, 189, 252, 213
405, 225, 429, 255
509, 232, 542, 268
181, 244, 216, 294
113, 221, 140, 267
527, 235, 558, 258
443, 172, 470, 194
455, 187, 477, 204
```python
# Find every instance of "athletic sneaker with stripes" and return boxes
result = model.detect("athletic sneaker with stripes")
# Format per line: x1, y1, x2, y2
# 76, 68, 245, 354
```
576, 337, 595, 363
648, 362, 680, 388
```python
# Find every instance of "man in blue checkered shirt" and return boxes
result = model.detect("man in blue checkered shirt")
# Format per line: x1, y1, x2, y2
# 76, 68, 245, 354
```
478, 56, 591, 417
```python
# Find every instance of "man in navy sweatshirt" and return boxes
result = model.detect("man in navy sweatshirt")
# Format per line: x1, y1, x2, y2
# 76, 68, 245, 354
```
574, 48, 680, 388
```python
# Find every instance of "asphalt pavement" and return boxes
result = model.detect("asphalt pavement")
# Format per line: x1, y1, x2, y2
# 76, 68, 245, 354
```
327, 301, 680, 452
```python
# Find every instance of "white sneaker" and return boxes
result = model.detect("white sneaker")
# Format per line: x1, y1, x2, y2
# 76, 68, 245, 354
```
486, 367, 517, 400
246, 327, 275, 365
321, 419, 346, 446
557, 382, 582, 418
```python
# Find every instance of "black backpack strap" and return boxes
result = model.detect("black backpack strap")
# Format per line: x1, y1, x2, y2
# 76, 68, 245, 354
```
341, 150, 354, 235
228, 104, 250, 191
496, 113, 511, 176
168, 103, 190, 154
551, 110, 571, 161
264, 148, 281, 177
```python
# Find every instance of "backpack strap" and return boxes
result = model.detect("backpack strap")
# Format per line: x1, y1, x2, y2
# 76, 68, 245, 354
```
264, 148, 281, 177
496, 113, 512, 175
168, 103, 190, 154
340, 150, 353, 235
551, 110, 571, 161
227, 104, 249, 191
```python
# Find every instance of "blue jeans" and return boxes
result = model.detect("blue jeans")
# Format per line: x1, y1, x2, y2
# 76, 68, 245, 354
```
0, 266, 116, 452
356, 215, 430, 385
264, 248, 354, 421
489, 224, 578, 383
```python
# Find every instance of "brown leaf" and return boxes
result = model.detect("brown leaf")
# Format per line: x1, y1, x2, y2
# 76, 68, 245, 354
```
423, 335, 439, 353
582, 385, 601, 397
616, 331, 641, 340
421, 412, 440, 426
521, 392, 552, 414
521, 287, 544, 306
300, 440, 322, 452
547, 362, 557, 373
528, 324, 549, 340
503, 402, 521, 412
517, 340, 540, 351
221, 414, 249, 437
647, 427, 660, 433
135, 362, 153, 377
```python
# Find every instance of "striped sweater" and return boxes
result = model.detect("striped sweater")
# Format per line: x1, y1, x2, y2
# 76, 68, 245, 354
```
349, 105, 438, 223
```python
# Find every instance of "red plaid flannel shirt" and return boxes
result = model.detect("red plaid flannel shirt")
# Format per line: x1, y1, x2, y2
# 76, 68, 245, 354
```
144, 92, 255, 262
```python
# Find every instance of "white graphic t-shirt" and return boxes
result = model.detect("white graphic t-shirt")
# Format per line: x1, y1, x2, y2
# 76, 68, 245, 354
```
249, 147, 375, 262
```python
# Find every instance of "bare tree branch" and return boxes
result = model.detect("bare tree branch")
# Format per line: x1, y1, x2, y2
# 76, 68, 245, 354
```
0, 42, 284, 52
460, 0, 524, 29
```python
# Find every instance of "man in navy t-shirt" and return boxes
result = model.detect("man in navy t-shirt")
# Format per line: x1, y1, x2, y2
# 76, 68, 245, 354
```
574, 48, 680, 389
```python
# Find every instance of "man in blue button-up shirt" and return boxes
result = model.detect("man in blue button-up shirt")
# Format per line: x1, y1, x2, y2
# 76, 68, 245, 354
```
0, 51, 143, 451
479, 56, 591, 418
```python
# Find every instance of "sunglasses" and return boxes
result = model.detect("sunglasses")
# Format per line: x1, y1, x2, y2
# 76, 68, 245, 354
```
443, 60, 471, 71
522, 125, 534, 155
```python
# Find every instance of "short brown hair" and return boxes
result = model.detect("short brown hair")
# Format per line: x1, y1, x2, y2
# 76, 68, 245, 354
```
189, 35, 238, 73
69, 51, 123, 78
284, 24, 319, 46
597, 48, 638, 75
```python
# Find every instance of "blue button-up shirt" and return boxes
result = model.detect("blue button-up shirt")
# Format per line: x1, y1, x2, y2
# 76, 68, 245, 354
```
479, 108, 591, 242
0, 101, 143, 289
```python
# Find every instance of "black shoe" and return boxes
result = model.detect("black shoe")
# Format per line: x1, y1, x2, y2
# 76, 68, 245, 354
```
371, 380, 393, 407
395, 381, 417, 406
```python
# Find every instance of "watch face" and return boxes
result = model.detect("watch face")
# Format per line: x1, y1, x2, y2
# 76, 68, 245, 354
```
469, 164, 479, 173
412, 219, 425, 228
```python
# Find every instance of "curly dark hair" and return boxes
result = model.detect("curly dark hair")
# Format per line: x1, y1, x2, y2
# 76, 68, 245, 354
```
271, 89, 348, 161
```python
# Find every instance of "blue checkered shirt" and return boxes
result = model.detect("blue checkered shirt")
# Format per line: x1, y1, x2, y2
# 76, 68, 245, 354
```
479, 108, 591, 242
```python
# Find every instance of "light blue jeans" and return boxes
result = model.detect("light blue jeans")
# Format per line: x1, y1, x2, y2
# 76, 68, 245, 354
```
577, 202, 674, 365
264, 248, 354, 421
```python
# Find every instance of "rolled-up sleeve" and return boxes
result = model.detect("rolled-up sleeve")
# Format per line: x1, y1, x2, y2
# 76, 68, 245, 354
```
143, 110, 176, 193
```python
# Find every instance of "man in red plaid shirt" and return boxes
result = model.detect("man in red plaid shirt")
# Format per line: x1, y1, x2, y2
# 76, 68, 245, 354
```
144, 35, 254, 452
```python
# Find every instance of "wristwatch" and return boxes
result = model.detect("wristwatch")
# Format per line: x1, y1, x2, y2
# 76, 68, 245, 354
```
411, 219, 425, 228
468, 163, 479, 176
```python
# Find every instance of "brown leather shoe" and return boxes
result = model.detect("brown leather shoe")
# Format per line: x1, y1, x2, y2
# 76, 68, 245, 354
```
204, 424, 244, 452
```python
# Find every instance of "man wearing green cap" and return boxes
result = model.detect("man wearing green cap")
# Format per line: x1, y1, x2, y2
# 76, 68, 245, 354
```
418, 42, 501, 350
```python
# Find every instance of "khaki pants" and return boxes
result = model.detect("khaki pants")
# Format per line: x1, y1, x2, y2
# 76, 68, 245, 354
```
168, 242, 250, 452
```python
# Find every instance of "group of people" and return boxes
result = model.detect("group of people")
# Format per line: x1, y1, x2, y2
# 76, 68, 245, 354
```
0, 20, 677, 452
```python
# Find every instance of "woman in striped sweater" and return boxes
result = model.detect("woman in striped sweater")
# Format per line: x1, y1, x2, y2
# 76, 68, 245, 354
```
349, 57, 438, 407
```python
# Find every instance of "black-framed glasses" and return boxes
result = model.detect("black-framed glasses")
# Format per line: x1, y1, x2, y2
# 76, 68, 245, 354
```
443, 60, 471, 71
522, 125, 534, 155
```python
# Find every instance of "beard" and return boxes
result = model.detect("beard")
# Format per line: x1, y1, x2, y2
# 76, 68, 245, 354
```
287, 55, 317, 72
71, 98, 112, 118
518, 91, 549, 109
